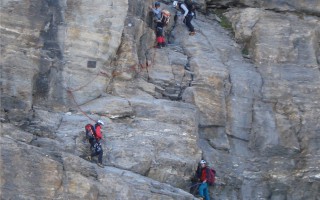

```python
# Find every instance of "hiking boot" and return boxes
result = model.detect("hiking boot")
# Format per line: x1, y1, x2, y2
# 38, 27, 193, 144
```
86, 156, 92, 161
189, 31, 196, 36
97, 163, 104, 168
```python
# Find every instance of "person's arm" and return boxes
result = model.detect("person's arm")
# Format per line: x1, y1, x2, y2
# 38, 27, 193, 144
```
151, 7, 161, 16
181, 4, 189, 17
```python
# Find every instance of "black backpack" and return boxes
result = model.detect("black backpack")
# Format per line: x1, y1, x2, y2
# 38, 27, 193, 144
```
184, 0, 196, 13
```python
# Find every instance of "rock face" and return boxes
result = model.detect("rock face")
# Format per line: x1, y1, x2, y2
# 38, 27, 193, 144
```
240, 0, 320, 16
1, 0, 320, 200
206, 0, 320, 16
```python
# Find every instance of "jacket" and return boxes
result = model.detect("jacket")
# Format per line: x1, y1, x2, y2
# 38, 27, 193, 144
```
95, 124, 102, 140
177, 2, 189, 17
200, 166, 208, 182
151, 8, 162, 21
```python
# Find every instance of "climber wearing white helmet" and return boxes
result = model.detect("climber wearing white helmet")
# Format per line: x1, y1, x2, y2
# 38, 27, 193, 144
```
173, 0, 196, 35
84, 119, 105, 168
97, 120, 104, 126
197, 159, 210, 200
173, 1, 178, 7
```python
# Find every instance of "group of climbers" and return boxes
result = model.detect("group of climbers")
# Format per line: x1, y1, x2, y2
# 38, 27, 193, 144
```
82, 120, 216, 198
79, 3, 216, 199
82, 118, 216, 199
149, 0, 196, 48
84, 120, 105, 168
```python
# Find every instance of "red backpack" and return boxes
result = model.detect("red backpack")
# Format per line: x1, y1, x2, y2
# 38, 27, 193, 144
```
207, 168, 216, 185
85, 124, 96, 136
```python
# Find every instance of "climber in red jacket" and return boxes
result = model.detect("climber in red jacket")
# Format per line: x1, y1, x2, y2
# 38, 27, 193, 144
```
198, 160, 210, 200
85, 120, 105, 168
94, 120, 104, 141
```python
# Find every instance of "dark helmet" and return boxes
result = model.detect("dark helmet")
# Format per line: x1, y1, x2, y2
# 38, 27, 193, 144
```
155, 2, 160, 7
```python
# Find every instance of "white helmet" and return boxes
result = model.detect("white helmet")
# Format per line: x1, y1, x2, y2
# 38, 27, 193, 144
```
97, 120, 104, 125
200, 160, 206, 164
173, 1, 178, 7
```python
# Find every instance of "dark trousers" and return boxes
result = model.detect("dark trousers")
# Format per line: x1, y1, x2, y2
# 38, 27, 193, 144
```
89, 138, 95, 146
185, 14, 194, 32
156, 23, 164, 37
91, 149, 103, 164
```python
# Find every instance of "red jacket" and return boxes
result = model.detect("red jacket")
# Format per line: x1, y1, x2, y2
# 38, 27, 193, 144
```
95, 124, 102, 140
200, 167, 208, 182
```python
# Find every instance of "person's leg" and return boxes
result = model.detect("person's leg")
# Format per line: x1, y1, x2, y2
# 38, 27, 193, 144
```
185, 15, 195, 33
198, 183, 205, 199
156, 25, 163, 48
91, 151, 98, 158
204, 183, 210, 200
98, 150, 103, 164
96, 150, 104, 167
158, 24, 166, 47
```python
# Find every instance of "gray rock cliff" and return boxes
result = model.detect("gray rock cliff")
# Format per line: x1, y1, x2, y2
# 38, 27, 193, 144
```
1, 0, 319, 199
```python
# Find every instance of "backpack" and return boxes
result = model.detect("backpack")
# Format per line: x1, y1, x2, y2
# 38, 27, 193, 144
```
85, 123, 98, 139
85, 124, 95, 135
184, 0, 196, 14
160, 9, 170, 26
206, 168, 216, 185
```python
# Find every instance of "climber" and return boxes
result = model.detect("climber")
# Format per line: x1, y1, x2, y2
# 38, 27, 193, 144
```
85, 120, 105, 168
173, 0, 196, 35
149, 2, 168, 48
196, 160, 210, 200
85, 119, 104, 146
93, 120, 104, 142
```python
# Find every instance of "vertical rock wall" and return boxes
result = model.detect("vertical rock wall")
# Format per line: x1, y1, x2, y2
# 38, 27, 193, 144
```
1, 0, 320, 199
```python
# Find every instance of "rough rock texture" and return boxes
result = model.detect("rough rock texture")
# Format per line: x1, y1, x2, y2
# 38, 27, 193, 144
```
206, 0, 320, 16
1, 0, 320, 200
240, 0, 320, 16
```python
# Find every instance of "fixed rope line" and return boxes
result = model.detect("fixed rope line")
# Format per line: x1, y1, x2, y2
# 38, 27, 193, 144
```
66, 87, 97, 122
